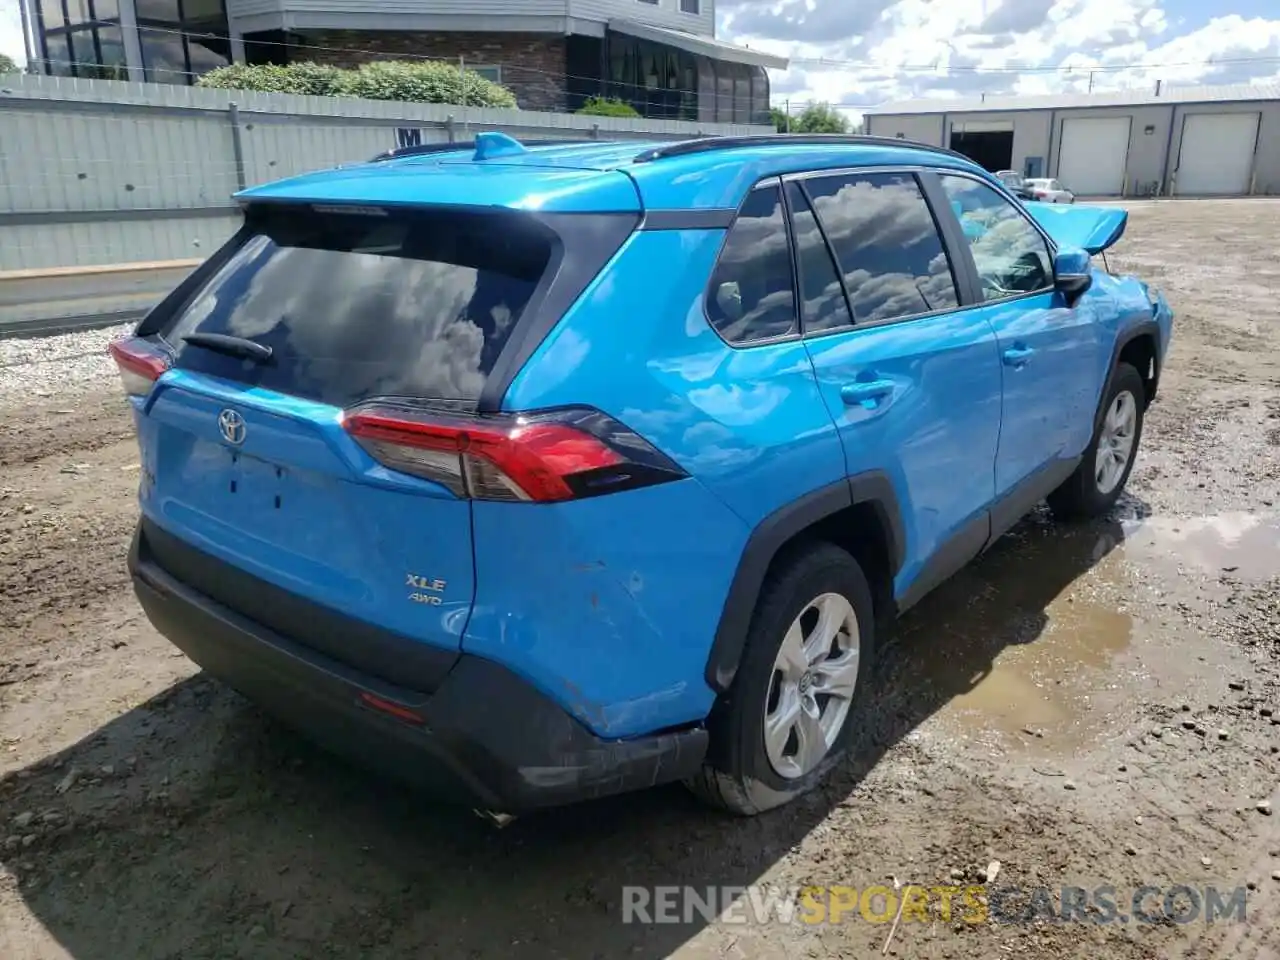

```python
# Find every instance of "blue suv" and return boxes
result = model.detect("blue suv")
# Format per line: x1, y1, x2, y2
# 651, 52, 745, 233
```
113, 133, 1173, 816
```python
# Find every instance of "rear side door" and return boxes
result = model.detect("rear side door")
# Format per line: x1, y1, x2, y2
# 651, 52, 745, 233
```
789, 170, 1004, 605
934, 172, 1102, 509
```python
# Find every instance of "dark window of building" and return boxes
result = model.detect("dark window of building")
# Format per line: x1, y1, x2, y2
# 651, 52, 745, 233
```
565, 34, 604, 112
714, 61, 734, 123
136, 0, 230, 83
41, 31, 74, 75
785, 182, 853, 335
36, 0, 228, 82
705, 183, 798, 344
38, 0, 128, 78
604, 33, 697, 121
805, 172, 959, 324
748, 66, 771, 125
681, 0, 701, 12
39, 0, 66, 29
135, 0, 180, 19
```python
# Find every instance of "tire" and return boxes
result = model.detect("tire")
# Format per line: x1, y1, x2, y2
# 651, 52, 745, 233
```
1048, 362, 1146, 521
686, 542, 876, 816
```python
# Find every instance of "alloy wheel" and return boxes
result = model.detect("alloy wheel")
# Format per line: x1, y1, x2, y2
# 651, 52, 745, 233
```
1095, 389, 1138, 495
763, 592, 860, 780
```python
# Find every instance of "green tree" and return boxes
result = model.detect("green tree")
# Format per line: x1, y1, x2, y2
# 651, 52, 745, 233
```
769, 106, 792, 133
0, 53, 18, 75
790, 102, 851, 134
575, 97, 640, 118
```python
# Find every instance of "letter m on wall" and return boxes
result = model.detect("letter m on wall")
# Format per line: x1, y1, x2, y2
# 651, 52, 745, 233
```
396, 128, 424, 149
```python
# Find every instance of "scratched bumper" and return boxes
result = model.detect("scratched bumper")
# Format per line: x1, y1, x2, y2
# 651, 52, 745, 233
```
128, 523, 708, 813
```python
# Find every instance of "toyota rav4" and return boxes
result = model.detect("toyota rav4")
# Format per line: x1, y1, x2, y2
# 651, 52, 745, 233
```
113, 133, 1174, 817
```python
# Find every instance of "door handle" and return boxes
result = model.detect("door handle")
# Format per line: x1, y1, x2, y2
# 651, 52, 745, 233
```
841, 380, 895, 405
1002, 345, 1035, 367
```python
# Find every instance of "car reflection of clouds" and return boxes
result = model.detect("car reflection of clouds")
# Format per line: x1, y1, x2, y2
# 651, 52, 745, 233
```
209, 241, 518, 401
809, 178, 959, 322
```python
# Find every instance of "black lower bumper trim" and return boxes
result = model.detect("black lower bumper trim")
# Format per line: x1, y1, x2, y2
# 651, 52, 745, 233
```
127, 523, 708, 812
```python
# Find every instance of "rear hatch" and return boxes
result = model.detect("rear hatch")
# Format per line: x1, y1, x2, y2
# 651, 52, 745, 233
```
125, 201, 568, 691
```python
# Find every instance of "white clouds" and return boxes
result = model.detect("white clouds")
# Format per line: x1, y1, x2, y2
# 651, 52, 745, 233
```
722, 0, 1280, 121
0, 0, 26, 68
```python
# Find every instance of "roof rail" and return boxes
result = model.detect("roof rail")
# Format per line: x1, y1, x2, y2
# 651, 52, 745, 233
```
368, 138, 595, 162
631, 134, 973, 165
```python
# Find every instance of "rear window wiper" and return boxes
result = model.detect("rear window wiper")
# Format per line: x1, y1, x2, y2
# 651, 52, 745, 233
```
182, 332, 274, 364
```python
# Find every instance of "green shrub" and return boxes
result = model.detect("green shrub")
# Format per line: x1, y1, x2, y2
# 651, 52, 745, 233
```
198, 63, 307, 95
196, 59, 517, 108
0, 54, 17, 75
339, 60, 517, 108
575, 97, 641, 118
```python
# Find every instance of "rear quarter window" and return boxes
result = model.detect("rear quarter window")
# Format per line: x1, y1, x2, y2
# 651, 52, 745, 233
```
160, 205, 555, 408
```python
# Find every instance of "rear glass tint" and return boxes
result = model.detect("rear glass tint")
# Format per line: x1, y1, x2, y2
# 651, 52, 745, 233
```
161, 205, 554, 408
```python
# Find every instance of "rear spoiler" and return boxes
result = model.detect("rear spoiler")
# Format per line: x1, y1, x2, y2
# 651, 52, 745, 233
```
1024, 204, 1128, 255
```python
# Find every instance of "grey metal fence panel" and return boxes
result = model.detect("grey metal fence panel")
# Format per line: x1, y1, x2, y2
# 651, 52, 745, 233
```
0, 74, 764, 274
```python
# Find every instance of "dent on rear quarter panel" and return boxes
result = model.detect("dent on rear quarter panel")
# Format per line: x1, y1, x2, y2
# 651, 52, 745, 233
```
465, 230, 847, 738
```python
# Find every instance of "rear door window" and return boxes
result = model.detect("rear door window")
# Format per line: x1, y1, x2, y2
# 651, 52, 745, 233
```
785, 181, 853, 334
803, 172, 959, 324
160, 205, 554, 408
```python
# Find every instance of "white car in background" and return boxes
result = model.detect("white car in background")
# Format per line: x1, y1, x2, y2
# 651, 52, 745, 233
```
1025, 178, 1076, 203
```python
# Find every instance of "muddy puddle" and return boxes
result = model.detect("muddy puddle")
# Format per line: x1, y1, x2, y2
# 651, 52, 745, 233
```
890, 511, 1275, 757
1119, 511, 1280, 581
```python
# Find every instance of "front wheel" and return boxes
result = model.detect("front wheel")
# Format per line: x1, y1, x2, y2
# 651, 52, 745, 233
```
1048, 362, 1146, 521
686, 543, 875, 816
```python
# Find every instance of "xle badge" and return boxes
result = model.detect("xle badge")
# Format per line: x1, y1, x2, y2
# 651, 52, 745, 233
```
407, 573, 446, 606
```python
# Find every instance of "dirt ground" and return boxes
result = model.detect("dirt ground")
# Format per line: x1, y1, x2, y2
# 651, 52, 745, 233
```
2, 200, 1279, 960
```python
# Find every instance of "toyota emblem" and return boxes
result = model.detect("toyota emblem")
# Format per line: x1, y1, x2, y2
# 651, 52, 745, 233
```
218, 408, 246, 446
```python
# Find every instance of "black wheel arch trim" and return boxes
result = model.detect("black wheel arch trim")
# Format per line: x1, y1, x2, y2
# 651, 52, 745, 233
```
1097, 320, 1161, 430
704, 472, 905, 694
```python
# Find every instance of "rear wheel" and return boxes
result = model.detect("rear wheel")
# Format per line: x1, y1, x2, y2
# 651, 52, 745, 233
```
1048, 362, 1146, 521
686, 543, 875, 816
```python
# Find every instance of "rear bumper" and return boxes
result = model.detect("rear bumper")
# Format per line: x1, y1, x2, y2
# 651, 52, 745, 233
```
128, 523, 707, 813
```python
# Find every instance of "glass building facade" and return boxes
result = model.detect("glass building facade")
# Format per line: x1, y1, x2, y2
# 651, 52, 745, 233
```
567, 32, 772, 125
33, 0, 232, 82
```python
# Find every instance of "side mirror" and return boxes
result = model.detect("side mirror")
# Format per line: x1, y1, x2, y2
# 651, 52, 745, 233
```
1053, 245, 1092, 305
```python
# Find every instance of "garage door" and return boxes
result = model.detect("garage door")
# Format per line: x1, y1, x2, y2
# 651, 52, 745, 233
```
1175, 113, 1260, 196
1057, 117, 1131, 196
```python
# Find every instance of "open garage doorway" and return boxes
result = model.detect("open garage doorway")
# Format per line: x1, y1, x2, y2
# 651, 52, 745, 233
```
949, 121, 1014, 171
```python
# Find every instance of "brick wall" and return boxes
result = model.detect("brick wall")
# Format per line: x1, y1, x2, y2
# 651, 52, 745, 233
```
299, 31, 568, 113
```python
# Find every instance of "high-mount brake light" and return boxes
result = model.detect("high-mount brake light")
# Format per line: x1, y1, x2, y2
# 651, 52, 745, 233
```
108, 338, 170, 397
342, 404, 686, 503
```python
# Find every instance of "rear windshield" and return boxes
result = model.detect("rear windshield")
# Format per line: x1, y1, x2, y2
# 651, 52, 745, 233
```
161, 205, 554, 408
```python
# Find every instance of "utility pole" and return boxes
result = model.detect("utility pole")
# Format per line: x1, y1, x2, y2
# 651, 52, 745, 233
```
1088, 70, 1095, 93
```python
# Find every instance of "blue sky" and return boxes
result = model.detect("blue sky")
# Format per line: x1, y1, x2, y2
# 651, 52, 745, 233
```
718, 0, 1280, 117
2, 0, 1278, 119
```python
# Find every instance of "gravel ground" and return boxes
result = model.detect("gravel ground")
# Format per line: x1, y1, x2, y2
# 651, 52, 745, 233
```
2, 200, 1279, 960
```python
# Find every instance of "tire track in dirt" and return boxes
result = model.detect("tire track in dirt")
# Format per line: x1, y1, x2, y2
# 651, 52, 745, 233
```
0, 436, 141, 677
0, 392, 135, 469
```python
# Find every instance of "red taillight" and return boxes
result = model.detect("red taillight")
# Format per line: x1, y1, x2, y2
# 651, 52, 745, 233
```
108, 338, 170, 397
341, 403, 685, 503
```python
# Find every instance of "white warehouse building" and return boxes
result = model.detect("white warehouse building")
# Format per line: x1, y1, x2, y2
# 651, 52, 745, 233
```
864, 83, 1280, 198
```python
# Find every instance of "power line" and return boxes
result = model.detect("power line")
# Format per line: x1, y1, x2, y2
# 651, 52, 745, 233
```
788, 52, 1280, 74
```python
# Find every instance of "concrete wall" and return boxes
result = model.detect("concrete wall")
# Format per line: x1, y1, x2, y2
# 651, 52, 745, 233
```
0, 74, 766, 271
867, 99, 1280, 197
